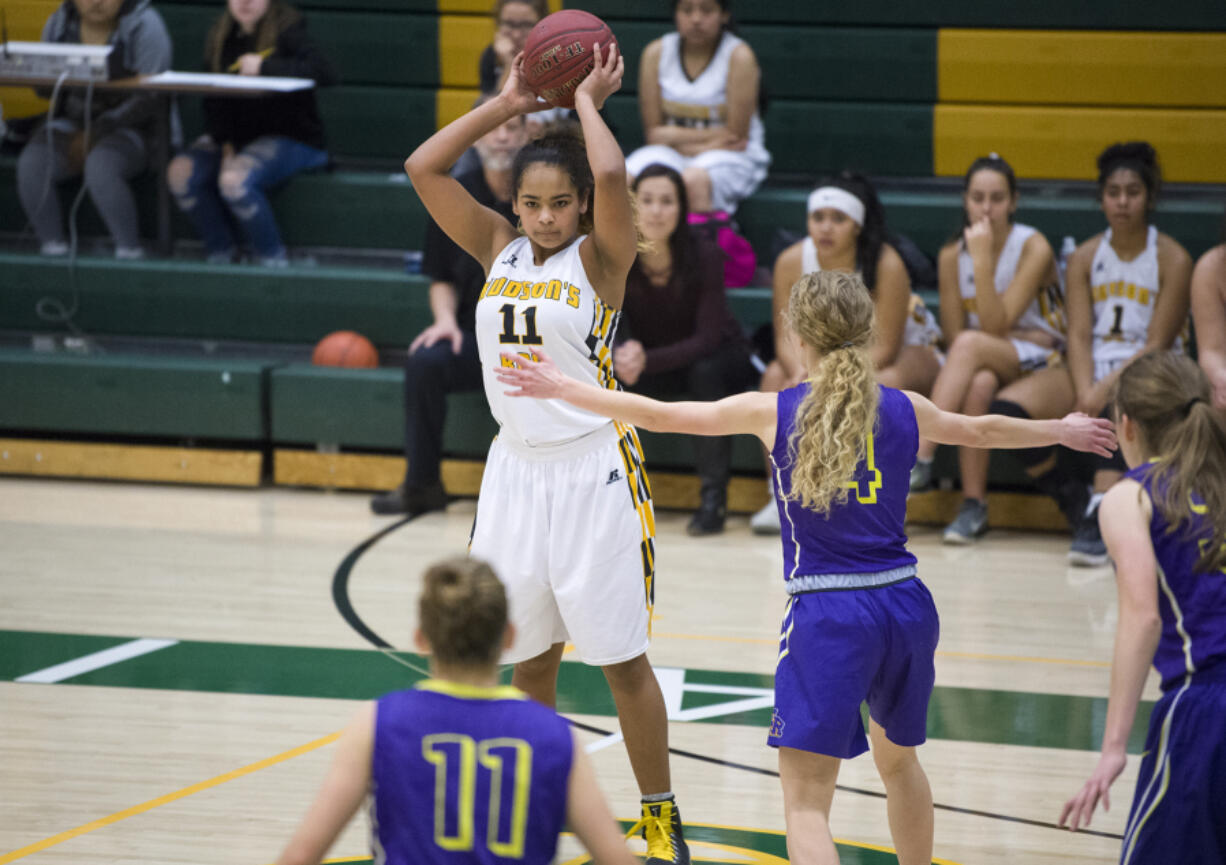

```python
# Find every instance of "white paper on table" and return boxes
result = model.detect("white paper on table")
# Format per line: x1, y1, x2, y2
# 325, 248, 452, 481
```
143, 71, 314, 92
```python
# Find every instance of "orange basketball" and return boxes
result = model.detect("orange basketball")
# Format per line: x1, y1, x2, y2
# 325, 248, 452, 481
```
312, 331, 379, 368
521, 10, 617, 109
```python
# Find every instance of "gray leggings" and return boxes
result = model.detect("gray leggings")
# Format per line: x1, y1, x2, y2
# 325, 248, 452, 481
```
16, 126, 148, 249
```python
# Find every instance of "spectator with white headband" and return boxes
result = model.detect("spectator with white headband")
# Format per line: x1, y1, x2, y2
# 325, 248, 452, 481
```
909, 154, 1073, 547
751, 171, 942, 535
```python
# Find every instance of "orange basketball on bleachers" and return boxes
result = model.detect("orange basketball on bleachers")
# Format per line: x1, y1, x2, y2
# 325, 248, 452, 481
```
312, 331, 379, 368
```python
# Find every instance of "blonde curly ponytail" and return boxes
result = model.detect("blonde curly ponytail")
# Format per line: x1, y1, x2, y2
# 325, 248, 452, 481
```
783, 271, 879, 514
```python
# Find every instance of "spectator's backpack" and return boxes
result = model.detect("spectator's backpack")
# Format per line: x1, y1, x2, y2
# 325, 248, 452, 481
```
688, 211, 757, 288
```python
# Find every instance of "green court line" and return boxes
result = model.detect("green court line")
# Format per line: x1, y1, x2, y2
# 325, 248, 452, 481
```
0, 629, 1149, 753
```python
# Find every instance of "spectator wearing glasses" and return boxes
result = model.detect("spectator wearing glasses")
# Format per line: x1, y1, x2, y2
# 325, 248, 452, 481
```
479, 0, 549, 94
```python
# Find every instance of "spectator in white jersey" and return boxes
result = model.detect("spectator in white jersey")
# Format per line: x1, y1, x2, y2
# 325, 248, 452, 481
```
624, 0, 770, 217
909, 155, 1070, 547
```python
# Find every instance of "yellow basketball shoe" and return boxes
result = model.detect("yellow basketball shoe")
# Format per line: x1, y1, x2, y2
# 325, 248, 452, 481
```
627, 798, 691, 865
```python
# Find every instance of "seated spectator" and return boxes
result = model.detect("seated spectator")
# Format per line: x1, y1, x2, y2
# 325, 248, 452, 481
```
479, 0, 549, 94
909, 155, 1071, 546
16, 0, 172, 258
451, 1, 548, 177
1191, 230, 1226, 412
167, 0, 336, 266
371, 104, 528, 516
750, 172, 942, 534
625, 0, 769, 216
615, 163, 760, 536
1056, 142, 1191, 564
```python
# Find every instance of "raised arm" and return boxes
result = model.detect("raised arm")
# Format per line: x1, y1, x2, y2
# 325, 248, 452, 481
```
969, 223, 1056, 336
1191, 245, 1226, 409
904, 390, 1115, 456
496, 349, 776, 445
576, 43, 637, 307
403, 65, 540, 272
1059, 481, 1161, 831
276, 704, 375, 865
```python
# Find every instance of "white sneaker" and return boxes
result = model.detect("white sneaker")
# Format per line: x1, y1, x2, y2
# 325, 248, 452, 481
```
115, 246, 145, 260
40, 241, 69, 256
750, 479, 780, 535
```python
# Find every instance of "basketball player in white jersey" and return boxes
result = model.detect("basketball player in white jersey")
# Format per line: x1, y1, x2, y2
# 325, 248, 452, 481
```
1061, 142, 1192, 563
909, 155, 1073, 546
404, 44, 691, 865
625, 0, 770, 214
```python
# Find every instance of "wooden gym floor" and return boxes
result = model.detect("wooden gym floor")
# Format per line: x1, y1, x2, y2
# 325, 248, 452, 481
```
0, 477, 1152, 864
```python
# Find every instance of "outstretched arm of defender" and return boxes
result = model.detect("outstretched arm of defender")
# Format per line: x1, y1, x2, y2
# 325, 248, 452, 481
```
496, 349, 776, 445
904, 391, 1116, 456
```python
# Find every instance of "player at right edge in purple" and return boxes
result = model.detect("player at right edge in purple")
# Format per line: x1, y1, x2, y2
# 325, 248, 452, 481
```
496, 270, 1117, 865
1061, 351, 1226, 863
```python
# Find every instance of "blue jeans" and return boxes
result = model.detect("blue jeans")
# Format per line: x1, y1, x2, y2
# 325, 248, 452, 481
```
171, 135, 327, 261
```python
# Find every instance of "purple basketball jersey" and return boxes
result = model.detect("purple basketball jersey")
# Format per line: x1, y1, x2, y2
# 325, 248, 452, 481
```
371, 680, 573, 865
770, 383, 918, 579
1124, 463, 1226, 690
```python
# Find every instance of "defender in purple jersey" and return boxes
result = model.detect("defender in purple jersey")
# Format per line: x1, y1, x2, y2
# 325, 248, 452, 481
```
276, 557, 638, 865
1060, 352, 1226, 864
497, 270, 1115, 865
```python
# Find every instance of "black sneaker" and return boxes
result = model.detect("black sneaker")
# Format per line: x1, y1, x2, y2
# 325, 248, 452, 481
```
369, 482, 449, 517
1068, 496, 1109, 567
627, 798, 691, 865
686, 487, 726, 536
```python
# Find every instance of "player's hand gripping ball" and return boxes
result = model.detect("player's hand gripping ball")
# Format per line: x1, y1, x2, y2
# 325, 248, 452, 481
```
520, 10, 618, 109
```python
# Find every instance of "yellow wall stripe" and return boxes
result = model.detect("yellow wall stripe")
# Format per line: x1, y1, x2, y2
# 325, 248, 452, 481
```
939, 29, 1226, 107
0, 0, 59, 118
436, 0, 561, 16
439, 14, 493, 88
0, 732, 340, 864
934, 104, 1226, 183
436, 87, 483, 130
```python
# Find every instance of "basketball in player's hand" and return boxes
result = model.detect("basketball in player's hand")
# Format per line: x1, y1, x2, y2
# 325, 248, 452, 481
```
312, 331, 379, 368
520, 10, 618, 109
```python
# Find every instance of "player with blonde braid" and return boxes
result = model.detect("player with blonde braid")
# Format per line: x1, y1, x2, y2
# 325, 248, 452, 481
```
497, 269, 1117, 865
781, 271, 879, 514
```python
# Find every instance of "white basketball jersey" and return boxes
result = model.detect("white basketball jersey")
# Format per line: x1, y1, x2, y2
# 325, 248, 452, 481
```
656, 31, 768, 165
801, 238, 941, 348
957, 222, 1065, 341
1090, 226, 1175, 364
477, 236, 619, 448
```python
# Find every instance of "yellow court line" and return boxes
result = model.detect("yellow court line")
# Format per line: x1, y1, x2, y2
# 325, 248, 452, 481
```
0, 731, 341, 864
654, 629, 1110, 668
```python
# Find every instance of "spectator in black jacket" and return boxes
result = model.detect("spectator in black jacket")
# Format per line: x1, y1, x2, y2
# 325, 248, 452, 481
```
371, 104, 529, 516
616, 163, 760, 535
167, 0, 336, 265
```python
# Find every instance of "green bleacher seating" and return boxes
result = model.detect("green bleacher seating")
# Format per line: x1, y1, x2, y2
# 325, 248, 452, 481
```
0, 348, 270, 440
0, 253, 430, 346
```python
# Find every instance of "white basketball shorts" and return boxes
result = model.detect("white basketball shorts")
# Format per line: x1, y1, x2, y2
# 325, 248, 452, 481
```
469, 421, 656, 667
